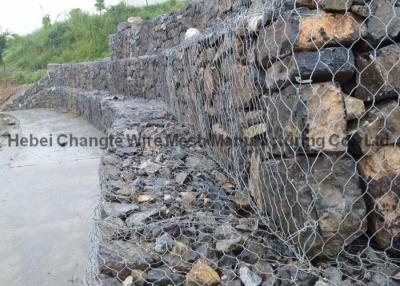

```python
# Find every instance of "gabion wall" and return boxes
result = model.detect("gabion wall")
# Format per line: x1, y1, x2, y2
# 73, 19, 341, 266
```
7, 0, 400, 285
163, 1, 400, 283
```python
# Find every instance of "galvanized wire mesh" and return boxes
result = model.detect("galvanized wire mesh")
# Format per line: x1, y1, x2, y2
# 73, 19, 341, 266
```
88, 1, 400, 285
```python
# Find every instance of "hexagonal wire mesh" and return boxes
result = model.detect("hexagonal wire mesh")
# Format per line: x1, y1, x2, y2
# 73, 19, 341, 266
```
86, 1, 400, 285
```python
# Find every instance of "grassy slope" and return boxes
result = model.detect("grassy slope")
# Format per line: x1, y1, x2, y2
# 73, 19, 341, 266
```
0, 79, 28, 106
1, 0, 184, 84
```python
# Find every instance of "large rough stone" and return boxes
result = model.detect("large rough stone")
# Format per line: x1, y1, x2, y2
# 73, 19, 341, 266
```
355, 44, 400, 101
186, 260, 220, 286
99, 216, 125, 238
366, 0, 400, 45
99, 240, 156, 280
259, 83, 348, 155
163, 241, 194, 272
220, 0, 233, 12
353, 100, 400, 154
239, 111, 264, 128
215, 223, 245, 253
147, 267, 185, 285
351, 4, 371, 18
275, 263, 319, 286
297, 0, 354, 10
239, 266, 262, 286
249, 153, 367, 258
125, 209, 159, 227
117, 22, 131, 32
243, 124, 267, 139
344, 96, 365, 120
185, 28, 202, 41
259, 47, 355, 91
102, 202, 139, 218
154, 233, 175, 253
358, 146, 400, 251
218, 61, 258, 109
257, 8, 366, 67
130, 270, 147, 286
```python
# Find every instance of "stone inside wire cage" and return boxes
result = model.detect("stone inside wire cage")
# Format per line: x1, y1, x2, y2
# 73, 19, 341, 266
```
5, 0, 400, 285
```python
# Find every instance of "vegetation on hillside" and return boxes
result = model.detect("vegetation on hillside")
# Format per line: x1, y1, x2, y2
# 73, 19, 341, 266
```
0, 0, 184, 84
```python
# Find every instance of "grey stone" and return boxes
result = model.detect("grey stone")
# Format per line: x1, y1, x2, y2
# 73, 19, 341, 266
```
117, 22, 131, 32
154, 233, 175, 253
216, 236, 243, 253
250, 154, 366, 258
275, 264, 318, 286
127, 16, 143, 26
185, 28, 202, 41
139, 161, 161, 175
322, 0, 354, 10
125, 209, 159, 227
93, 274, 121, 286
351, 4, 371, 17
175, 172, 189, 185
367, 0, 400, 45
130, 270, 147, 286
238, 241, 265, 264
239, 266, 262, 286
259, 47, 355, 92
102, 202, 139, 218
99, 240, 155, 279
100, 216, 125, 238
355, 44, 400, 101
147, 267, 185, 286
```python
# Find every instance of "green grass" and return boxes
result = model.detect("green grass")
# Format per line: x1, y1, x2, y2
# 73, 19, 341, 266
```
0, 69, 46, 84
1, 0, 184, 84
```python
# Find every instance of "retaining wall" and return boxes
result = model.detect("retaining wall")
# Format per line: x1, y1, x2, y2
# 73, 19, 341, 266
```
5, 0, 400, 284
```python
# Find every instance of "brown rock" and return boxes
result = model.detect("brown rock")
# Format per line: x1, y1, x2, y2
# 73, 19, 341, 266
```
136, 194, 155, 203
261, 83, 347, 155
355, 44, 400, 101
181, 192, 196, 208
163, 241, 193, 272
204, 65, 216, 98
223, 62, 257, 109
358, 146, 400, 182
352, 100, 400, 154
249, 152, 267, 211
358, 146, 400, 251
186, 260, 220, 286
249, 154, 367, 258
232, 34, 245, 61
243, 124, 267, 139
345, 96, 365, 120
257, 9, 366, 67
212, 123, 230, 138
